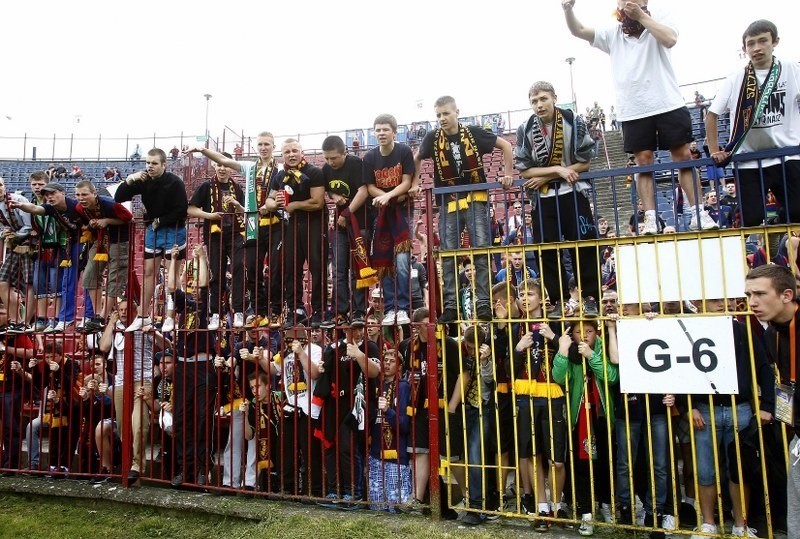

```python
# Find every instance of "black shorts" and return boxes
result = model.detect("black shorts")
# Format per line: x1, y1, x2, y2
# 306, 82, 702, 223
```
516, 397, 567, 463
496, 392, 515, 456
622, 107, 693, 153
407, 405, 464, 462
736, 160, 800, 226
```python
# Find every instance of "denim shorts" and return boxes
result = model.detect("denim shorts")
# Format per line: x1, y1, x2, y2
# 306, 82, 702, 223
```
693, 401, 752, 486
144, 224, 186, 259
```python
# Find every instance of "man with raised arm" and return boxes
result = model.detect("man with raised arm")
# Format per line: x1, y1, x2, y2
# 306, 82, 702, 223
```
185, 134, 283, 326
562, 0, 716, 234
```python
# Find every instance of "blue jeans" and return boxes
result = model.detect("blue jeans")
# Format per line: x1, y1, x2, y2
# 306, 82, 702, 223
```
58, 241, 83, 322
333, 228, 368, 316
615, 415, 668, 514
26, 414, 42, 469
465, 404, 497, 511
382, 250, 410, 313
439, 202, 490, 312
32, 256, 63, 300
694, 402, 752, 486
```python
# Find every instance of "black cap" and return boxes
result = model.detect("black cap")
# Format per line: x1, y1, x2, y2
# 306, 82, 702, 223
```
41, 182, 66, 193
155, 348, 175, 361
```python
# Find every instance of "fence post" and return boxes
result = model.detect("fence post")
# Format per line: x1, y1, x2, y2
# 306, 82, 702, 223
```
22, 133, 27, 160
423, 188, 442, 518
69, 133, 74, 161
120, 224, 137, 487
97, 134, 102, 161
52, 133, 56, 161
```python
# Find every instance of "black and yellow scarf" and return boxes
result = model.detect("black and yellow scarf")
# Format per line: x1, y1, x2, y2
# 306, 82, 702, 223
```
722, 59, 782, 166
209, 179, 245, 236
526, 108, 565, 193
433, 126, 484, 185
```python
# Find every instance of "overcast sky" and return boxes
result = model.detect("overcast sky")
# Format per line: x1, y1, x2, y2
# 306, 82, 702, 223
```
1, 0, 798, 159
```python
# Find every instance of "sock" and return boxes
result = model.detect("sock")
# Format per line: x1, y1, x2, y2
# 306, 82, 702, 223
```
684, 497, 695, 507
539, 502, 550, 513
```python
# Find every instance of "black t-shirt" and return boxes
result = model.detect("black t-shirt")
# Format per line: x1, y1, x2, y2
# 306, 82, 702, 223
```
417, 125, 497, 188
189, 179, 245, 240
362, 143, 415, 210
270, 164, 325, 207
323, 155, 371, 230
322, 338, 380, 417
398, 335, 462, 410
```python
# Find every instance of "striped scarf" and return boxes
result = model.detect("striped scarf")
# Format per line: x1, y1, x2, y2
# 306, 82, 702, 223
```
432, 126, 484, 185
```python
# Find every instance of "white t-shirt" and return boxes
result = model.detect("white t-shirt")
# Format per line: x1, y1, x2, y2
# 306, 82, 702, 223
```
592, 10, 684, 122
709, 60, 800, 168
280, 342, 323, 416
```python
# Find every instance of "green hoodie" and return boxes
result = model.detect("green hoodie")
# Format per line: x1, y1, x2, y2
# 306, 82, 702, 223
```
552, 336, 619, 429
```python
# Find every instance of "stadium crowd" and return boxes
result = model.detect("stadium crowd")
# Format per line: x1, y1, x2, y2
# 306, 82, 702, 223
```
0, 9, 799, 539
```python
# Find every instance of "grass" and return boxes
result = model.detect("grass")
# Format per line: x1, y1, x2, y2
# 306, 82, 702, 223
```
0, 493, 535, 539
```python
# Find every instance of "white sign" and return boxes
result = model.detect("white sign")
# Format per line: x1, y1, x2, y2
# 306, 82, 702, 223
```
616, 316, 738, 395
617, 237, 746, 304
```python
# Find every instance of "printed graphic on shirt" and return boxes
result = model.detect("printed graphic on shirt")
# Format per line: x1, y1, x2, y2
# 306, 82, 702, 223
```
754, 83, 787, 129
373, 162, 404, 190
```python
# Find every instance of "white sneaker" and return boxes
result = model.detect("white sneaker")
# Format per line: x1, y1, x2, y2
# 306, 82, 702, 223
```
732, 525, 760, 537
691, 523, 719, 539
395, 310, 410, 325
125, 316, 151, 333
208, 313, 220, 331
161, 316, 175, 333
642, 214, 659, 235
381, 311, 396, 326
690, 210, 719, 231
233, 312, 244, 328
662, 514, 676, 533
600, 502, 614, 523
578, 513, 594, 536
48, 320, 74, 333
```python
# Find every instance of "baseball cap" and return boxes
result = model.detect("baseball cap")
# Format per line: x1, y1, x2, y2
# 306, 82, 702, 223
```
41, 182, 66, 193
155, 348, 175, 361
244, 314, 258, 328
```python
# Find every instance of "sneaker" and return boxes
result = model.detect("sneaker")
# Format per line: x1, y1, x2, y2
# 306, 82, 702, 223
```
233, 312, 244, 328
476, 305, 493, 322
34, 319, 48, 332
6, 322, 28, 335
170, 473, 184, 488
208, 313, 220, 331
600, 502, 614, 523
582, 297, 599, 318
642, 214, 660, 235
534, 511, 552, 532
317, 492, 339, 509
161, 316, 175, 333
460, 512, 485, 526
338, 494, 361, 511
437, 308, 457, 325
661, 514, 676, 533
403, 498, 427, 515
557, 508, 575, 529
396, 310, 410, 325
578, 513, 594, 536
350, 312, 365, 327
127, 469, 140, 484
47, 320, 74, 333
84, 316, 106, 332
731, 526, 760, 538
691, 523, 719, 539
47, 465, 69, 479
520, 494, 535, 516
547, 301, 564, 320
690, 210, 719, 231
320, 312, 339, 329
381, 311, 396, 326
309, 312, 323, 329
125, 316, 151, 333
